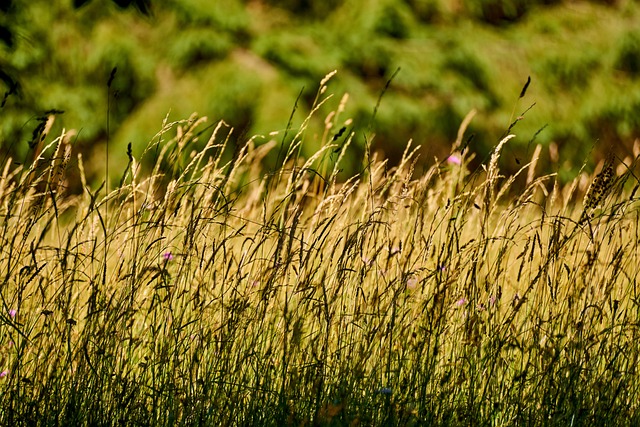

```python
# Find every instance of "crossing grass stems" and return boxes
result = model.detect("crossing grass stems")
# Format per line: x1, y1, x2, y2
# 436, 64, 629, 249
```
0, 72, 639, 425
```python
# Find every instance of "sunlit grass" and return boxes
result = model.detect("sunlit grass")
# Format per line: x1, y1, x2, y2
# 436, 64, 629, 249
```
1, 76, 640, 426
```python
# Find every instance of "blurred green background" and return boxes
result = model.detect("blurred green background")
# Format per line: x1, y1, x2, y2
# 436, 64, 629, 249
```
2, 0, 640, 185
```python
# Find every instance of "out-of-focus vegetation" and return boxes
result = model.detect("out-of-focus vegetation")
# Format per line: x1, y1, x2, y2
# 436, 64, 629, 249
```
1, 0, 640, 183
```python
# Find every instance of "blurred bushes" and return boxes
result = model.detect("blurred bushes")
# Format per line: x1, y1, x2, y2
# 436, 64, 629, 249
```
1, 0, 640, 183
253, 31, 333, 79
374, 3, 413, 39
167, 27, 233, 68
402, 0, 441, 23
258, 0, 343, 19
537, 51, 601, 93
167, 0, 249, 36
463, 0, 531, 24
615, 31, 640, 77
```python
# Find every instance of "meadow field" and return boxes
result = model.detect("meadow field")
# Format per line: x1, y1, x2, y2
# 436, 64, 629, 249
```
1, 75, 640, 426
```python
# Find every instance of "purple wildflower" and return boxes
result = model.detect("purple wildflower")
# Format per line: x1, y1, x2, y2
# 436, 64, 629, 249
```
447, 155, 462, 165
455, 298, 467, 307
8, 309, 16, 318
0, 370, 8, 378
162, 251, 174, 262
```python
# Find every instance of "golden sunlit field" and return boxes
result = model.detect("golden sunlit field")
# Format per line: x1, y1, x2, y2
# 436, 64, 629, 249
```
1, 75, 640, 425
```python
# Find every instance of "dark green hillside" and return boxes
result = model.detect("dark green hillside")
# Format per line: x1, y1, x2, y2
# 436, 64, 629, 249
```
1, 0, 639, 181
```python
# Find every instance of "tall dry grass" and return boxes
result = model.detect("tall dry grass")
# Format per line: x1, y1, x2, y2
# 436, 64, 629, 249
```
1, 75, 639, 426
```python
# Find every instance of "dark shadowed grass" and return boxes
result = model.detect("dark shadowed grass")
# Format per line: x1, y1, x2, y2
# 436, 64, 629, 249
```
1, 76, 640, 426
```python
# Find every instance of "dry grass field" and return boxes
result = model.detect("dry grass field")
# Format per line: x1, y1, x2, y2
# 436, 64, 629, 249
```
1, 75, 639, 425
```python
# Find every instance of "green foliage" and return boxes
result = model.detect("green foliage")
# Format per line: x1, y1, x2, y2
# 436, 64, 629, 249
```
401, 0, 441, 23
537, 51, 600, 93
77, 0, 151, 14
2, 0, 640, 183
167, 27, 233, 69
253, 30, 335, 79
374, 3, 413, 39
615, 30, 640, 77
341, 35, 395, 79
167, 0, 249, 35
463, 0, 531, 24
442, 45, 494, 97
260, 0, 343, 19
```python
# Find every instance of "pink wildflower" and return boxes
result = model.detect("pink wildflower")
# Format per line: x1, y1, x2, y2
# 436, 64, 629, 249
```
447, 155, 462, 165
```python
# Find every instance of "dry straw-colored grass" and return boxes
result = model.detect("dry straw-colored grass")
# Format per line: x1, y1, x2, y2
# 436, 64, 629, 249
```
1, 75, 640, 425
